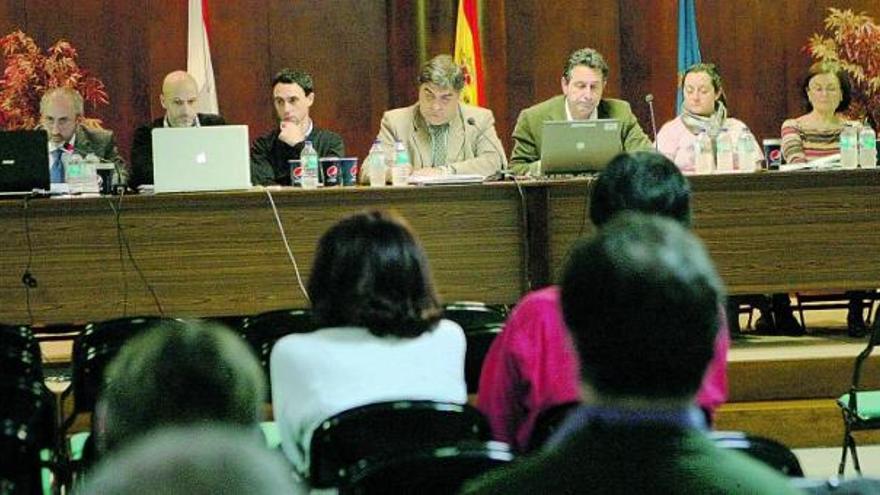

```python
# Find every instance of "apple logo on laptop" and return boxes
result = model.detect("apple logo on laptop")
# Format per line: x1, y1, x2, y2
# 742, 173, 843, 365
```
195, 152, 207, 164
576, 142, 585, 150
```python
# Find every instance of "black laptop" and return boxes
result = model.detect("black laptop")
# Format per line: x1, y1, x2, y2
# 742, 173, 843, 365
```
0, 130, 50, 194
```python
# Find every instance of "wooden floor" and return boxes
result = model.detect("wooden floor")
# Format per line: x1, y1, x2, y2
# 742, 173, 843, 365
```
717, 308, 880, 448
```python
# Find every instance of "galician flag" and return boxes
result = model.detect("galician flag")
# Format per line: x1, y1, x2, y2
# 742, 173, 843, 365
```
453, 0, 485, 106
187, 0, 219, 114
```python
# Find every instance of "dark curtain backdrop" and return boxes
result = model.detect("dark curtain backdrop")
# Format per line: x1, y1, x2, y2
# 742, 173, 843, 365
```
2, 0, 879, 163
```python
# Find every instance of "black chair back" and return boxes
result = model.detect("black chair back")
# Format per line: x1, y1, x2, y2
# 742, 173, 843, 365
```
443, 302, 508, 331
464, 323, 503, 394
0, 379, 55, 495
343, 441, 514, 495
309, 400, 491, 488
709, 431, 804, 477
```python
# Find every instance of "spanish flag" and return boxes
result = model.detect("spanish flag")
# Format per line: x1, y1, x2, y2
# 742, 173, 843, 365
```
454, 0, 485, 107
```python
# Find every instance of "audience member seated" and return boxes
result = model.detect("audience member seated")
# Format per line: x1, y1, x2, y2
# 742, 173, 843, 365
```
270, 210, 467, 478
363, 54, 505, 183
94, 320, 265, 457
477, 152, 729, 452
250, 68, 345, 186
463, 213, 799, 494
79, 425, 300, 495
39, 87, 127, 186
782, 61, 868, 337
508, 47, 652, 176
657, 62, 763, 172
129, 70, 227, 189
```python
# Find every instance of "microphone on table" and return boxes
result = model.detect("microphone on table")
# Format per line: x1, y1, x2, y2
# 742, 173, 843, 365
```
466, 117, 512, 181
645, 94, 658, 150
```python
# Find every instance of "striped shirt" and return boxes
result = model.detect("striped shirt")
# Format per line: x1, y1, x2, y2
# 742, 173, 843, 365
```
781, 117, 856, 163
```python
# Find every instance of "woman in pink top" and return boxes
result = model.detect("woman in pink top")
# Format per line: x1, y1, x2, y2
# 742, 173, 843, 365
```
477, 152, 730, 452
657, 63, 762, 173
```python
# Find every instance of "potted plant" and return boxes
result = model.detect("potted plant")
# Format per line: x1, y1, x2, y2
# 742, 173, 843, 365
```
0, 29, 109, 130
808, 8, 880, 127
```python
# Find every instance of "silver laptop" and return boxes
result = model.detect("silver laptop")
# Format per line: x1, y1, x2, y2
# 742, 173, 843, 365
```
152, 125, 251, 193
541, 119, 623, 175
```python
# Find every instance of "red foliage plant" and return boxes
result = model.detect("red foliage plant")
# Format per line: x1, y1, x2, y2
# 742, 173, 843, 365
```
808, 8, 880, 127
0, 30, 109, 130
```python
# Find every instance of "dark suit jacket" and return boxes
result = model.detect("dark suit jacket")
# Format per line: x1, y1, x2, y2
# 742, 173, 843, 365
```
509, 95, 653, 175
129, 113, 226, 188
73, 125, 128, 185
463, 418, 800, 494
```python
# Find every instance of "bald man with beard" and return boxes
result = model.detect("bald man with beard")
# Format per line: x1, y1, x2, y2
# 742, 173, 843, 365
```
129, 71, 226, 189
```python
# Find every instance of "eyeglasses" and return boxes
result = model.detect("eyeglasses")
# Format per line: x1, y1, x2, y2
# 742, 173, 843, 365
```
809, 85, 840, 94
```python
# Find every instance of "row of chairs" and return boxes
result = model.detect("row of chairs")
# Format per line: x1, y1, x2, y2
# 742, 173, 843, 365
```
1, 301, 510, 492
0, 325, 58, 494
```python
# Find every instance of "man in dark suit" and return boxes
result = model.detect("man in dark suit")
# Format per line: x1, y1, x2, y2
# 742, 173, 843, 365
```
129, 71, 226, 189
464, 212, 799, 494
40, 87, 128, 186
250, 68, 344, 186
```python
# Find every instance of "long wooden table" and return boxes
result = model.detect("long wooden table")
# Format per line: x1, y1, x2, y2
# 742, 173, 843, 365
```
1, 169, 878, 324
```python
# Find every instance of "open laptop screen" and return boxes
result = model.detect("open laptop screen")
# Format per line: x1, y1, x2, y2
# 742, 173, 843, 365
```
0, 130, 50, 193
152, 125, 252, 193
540, 119, 622, 175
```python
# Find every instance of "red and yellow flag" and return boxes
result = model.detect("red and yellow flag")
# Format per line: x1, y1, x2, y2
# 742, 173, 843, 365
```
453, 0, 485, 107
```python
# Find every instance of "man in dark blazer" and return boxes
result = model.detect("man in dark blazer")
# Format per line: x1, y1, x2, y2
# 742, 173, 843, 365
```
509, 47, 653, 176
129, 71, 226, 189
40, 87, 128, 186
463, 212, 799, 494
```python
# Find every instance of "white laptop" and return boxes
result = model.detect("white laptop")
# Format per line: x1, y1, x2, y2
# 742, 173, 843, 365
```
541, 119, 623, 175
152, 125, 252, 193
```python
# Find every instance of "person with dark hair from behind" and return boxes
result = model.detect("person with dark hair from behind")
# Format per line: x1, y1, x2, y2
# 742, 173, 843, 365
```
270, 210, 467, 478
94, 320, 266, 456
79, 426, 300, 495
250, 68, 345, 186
464, 213, 799, 494
477, 151, 729, 452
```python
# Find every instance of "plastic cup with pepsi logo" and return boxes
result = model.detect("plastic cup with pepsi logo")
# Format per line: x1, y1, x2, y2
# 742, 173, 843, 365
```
763, 139, 782, 170
339, 157, 359, 186
289, 159, 303, 186
319, 157, 340, 187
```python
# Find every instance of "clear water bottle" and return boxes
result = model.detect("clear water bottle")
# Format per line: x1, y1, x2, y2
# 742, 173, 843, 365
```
392, 140, 411, 187
63, 153, 87, 194
694, 130, 714, 174
840, 124, 858, 169
859, 125, 877, 169
735, 129, 758, 173
715, 128, 734, 172
367, 139, 387, 187
300, 141, 319, 189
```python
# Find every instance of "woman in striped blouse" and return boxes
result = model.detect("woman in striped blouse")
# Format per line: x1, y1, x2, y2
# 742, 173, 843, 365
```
780, 63, 869, 337
781, 63, 854, 163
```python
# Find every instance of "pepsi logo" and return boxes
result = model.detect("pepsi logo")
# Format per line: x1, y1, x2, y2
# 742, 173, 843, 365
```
292, 166, 303, 177
769, 149, 782, 161
350, 165, 359, 176
326, 165, 339, 177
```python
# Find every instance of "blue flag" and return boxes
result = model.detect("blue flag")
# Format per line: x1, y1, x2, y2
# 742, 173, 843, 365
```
677, 0, 702, 113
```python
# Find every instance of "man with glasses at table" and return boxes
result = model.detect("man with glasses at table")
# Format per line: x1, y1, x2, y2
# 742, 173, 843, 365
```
508, 47, 652, 176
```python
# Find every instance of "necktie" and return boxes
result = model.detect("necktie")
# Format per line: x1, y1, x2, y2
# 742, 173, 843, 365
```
50, 148, 64, 183
428, 125, 449, 167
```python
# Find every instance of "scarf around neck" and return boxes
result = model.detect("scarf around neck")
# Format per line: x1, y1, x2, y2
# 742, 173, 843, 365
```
681, 101, 728, 138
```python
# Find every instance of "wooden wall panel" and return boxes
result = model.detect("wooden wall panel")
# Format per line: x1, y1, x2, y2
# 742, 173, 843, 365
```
3, 1, 880, 173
